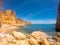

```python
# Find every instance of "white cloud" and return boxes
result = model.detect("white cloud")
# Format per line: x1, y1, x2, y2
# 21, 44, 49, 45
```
29, 19, 56, 24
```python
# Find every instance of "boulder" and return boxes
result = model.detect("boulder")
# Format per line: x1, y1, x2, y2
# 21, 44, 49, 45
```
12, 31, 26, 40
30, 31, 48, 43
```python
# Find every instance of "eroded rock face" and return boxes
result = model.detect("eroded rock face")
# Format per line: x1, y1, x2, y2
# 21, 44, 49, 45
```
0, 9, 31, 29
0, 10, 16, 25
56, 3, 60, 32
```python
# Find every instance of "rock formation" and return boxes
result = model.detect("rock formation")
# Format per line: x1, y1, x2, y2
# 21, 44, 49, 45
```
56, 2, 60, 32
0, 9, 31, 29
0, 31, 59, 45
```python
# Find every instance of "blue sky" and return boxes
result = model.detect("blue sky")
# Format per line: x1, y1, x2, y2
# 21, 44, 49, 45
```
3, 0, 59, 24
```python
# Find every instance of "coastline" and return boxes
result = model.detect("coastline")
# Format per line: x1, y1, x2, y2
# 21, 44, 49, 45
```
0, 24, 60, 45
0, 30, 59, 45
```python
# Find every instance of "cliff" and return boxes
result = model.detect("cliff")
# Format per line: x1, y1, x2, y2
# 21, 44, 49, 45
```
56, 2, 60, 32
0, 9, 31, 29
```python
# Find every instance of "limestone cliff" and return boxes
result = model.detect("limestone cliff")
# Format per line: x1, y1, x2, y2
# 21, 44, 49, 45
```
0, 9, 31, 28
56, 2, 60, 32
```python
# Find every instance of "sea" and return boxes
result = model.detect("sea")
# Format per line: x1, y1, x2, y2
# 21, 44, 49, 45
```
17, 24, 57, 35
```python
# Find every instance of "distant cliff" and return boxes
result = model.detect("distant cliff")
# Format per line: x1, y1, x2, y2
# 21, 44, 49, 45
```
56, 3, 60, 32
0, 9, 31, 28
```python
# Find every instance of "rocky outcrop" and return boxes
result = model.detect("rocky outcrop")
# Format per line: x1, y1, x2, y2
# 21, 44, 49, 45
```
29, 31, 49, 45
0, 10, 16, 25
56, 2, 60, 32
0, 31, 59, 45
0, 9, 31, 29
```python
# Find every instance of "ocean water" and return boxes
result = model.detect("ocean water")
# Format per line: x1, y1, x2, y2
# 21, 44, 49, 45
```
17, 24, 56, 35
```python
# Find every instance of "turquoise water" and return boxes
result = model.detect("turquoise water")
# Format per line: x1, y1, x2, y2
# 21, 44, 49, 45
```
17, 24, 56, 34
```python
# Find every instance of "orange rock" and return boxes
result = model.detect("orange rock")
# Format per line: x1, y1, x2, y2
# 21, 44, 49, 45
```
42, 38, 50, 45
0, 9, 30, 29
29, 36, 39, 45
12, 31, 26, 40
31, 31, 48, 43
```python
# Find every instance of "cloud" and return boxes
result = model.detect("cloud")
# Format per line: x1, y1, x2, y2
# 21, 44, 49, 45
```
29, 19, 56, 24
